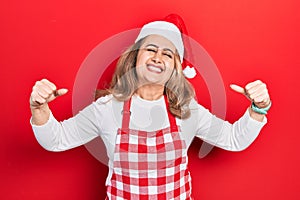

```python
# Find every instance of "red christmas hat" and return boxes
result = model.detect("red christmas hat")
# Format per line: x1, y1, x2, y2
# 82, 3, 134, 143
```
164, 14, 197, 79
135, 14, 197, 79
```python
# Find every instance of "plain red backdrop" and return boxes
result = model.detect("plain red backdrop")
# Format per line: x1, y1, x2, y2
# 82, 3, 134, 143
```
1, 0, 299, 199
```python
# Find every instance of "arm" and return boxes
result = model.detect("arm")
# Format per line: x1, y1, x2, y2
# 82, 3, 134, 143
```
31, 104, 101, 151
194, 80, 271, 151
194, 103, 267, 151
30, 79, 99, 151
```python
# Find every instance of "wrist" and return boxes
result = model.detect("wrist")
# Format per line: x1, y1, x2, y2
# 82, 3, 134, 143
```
31, 105, 51, 126
248, 107, 265, 122
251, 101, 272, 115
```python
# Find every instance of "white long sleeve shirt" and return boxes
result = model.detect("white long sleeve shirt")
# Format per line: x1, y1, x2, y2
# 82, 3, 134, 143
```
31, 94, 267, 186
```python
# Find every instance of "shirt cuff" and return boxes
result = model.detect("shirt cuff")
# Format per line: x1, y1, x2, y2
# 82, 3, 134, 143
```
244, 108, 268, 129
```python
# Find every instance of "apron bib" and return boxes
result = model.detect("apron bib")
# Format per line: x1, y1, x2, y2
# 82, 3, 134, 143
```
107, 96, 192, 199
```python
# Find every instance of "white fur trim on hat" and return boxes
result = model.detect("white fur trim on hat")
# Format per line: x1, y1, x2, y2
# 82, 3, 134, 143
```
135, 21, 184, 62
182, 65, 196, 78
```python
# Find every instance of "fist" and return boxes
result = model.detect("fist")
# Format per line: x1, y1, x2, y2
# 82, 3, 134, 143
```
30, 79, 68, 108
230, 80, 271, 108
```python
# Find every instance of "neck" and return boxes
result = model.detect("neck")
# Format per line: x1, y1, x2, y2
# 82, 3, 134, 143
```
135, 84, 164, 100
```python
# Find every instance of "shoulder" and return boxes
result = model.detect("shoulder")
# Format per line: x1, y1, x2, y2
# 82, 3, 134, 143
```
188, 98, 207, 111
95, 94, 114, 104
92, 94, 116, 114
93, 94, 123, 114
186, 98, 213, 121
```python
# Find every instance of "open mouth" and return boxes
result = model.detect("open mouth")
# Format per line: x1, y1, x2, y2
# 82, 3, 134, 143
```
146, 64, 164, 73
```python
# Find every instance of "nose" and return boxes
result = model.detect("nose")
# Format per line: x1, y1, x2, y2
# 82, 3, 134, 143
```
151, 50, 163, 63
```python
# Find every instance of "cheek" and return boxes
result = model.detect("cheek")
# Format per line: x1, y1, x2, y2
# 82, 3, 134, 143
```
136, 52, 150, 67
165, 61, 176, 77
166, 60, 175, 71
164, 64, 175, 78
166, 68, 174, 79
135, 51, 143, 66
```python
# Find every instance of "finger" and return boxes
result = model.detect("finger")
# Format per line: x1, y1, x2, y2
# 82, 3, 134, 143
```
248, 88, 266, 101
40, 79, 57, 91
34, 81, 54, 95
36, 87, 52, 99
247, 83, 267, 96
38, 80, 56, 94
30, 91, 46, 105
230, 84, 246, 95
245, 80, 263, 91
262, 96, 270, 104
54, 88, 68, 97
253, 93, 270, 104
33, 84, 53, 99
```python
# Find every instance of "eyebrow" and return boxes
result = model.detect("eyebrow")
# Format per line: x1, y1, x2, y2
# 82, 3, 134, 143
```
145, 44, 175, 54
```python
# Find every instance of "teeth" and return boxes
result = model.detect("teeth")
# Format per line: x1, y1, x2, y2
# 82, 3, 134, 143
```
148, 65, 162, 73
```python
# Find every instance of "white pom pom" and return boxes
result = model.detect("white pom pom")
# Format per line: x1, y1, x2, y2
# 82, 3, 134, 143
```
182, 65, 196, 78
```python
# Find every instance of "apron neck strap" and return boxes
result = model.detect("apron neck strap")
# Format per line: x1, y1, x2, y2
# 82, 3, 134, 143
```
164, 95, 178, 132
121, 95, 178, 132
121, 97, 132, 130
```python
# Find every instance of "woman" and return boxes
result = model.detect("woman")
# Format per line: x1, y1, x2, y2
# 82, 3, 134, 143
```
30, 15, 271, 199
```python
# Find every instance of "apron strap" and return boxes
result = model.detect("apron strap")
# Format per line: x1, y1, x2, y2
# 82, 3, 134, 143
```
121, 98, 131, 130
121, 95, 178, 131
163, 95, 179, 132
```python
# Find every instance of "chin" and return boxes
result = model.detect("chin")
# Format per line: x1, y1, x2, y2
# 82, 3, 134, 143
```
140, 78, 165, 86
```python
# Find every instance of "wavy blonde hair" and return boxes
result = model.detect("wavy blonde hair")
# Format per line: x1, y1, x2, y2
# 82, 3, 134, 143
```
95, 37, 195, 119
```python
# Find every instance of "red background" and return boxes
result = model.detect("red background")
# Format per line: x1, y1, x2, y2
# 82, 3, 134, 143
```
1, 0, 299, 199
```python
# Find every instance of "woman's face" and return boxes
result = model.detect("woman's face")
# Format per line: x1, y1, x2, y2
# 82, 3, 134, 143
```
136, 35, 177, 86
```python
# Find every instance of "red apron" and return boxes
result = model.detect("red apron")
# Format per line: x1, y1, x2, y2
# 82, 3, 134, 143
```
107, 96, 192, 199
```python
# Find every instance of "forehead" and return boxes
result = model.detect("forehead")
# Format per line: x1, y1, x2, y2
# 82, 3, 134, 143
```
142, 35, 176, 51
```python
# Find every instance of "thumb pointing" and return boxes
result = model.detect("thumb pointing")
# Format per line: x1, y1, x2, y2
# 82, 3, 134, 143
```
230, 84, 245, 95
54, 88, 68, 97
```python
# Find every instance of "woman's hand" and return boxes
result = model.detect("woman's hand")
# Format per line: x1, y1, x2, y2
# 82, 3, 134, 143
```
30, 79, 68, 125
30, 79, 68, 109
230, 80, 271, 121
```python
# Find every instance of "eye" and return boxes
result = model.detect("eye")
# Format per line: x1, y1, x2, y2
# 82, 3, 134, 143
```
163, 52, 173, 59
146, 47, 157, 53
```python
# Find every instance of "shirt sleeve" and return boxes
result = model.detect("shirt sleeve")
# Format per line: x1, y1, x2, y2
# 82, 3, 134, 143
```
30, 97, 110, 152
193, 100, 267, 151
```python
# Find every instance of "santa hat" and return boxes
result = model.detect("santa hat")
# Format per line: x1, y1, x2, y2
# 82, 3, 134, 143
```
135, 14, 196, 79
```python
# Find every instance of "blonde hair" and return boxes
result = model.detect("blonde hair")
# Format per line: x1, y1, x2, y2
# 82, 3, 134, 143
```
95, 37, 195, 119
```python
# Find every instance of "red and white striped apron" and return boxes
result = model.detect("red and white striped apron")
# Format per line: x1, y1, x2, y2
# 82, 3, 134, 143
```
107, 96, 192, 199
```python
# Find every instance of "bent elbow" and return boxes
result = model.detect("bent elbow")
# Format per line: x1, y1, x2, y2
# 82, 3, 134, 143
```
230, 137, 257, 152
231, 143, 252, 152
36, 141, 63, 152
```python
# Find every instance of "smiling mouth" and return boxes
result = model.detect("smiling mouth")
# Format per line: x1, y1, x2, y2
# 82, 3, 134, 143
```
146, 64, 163, 73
